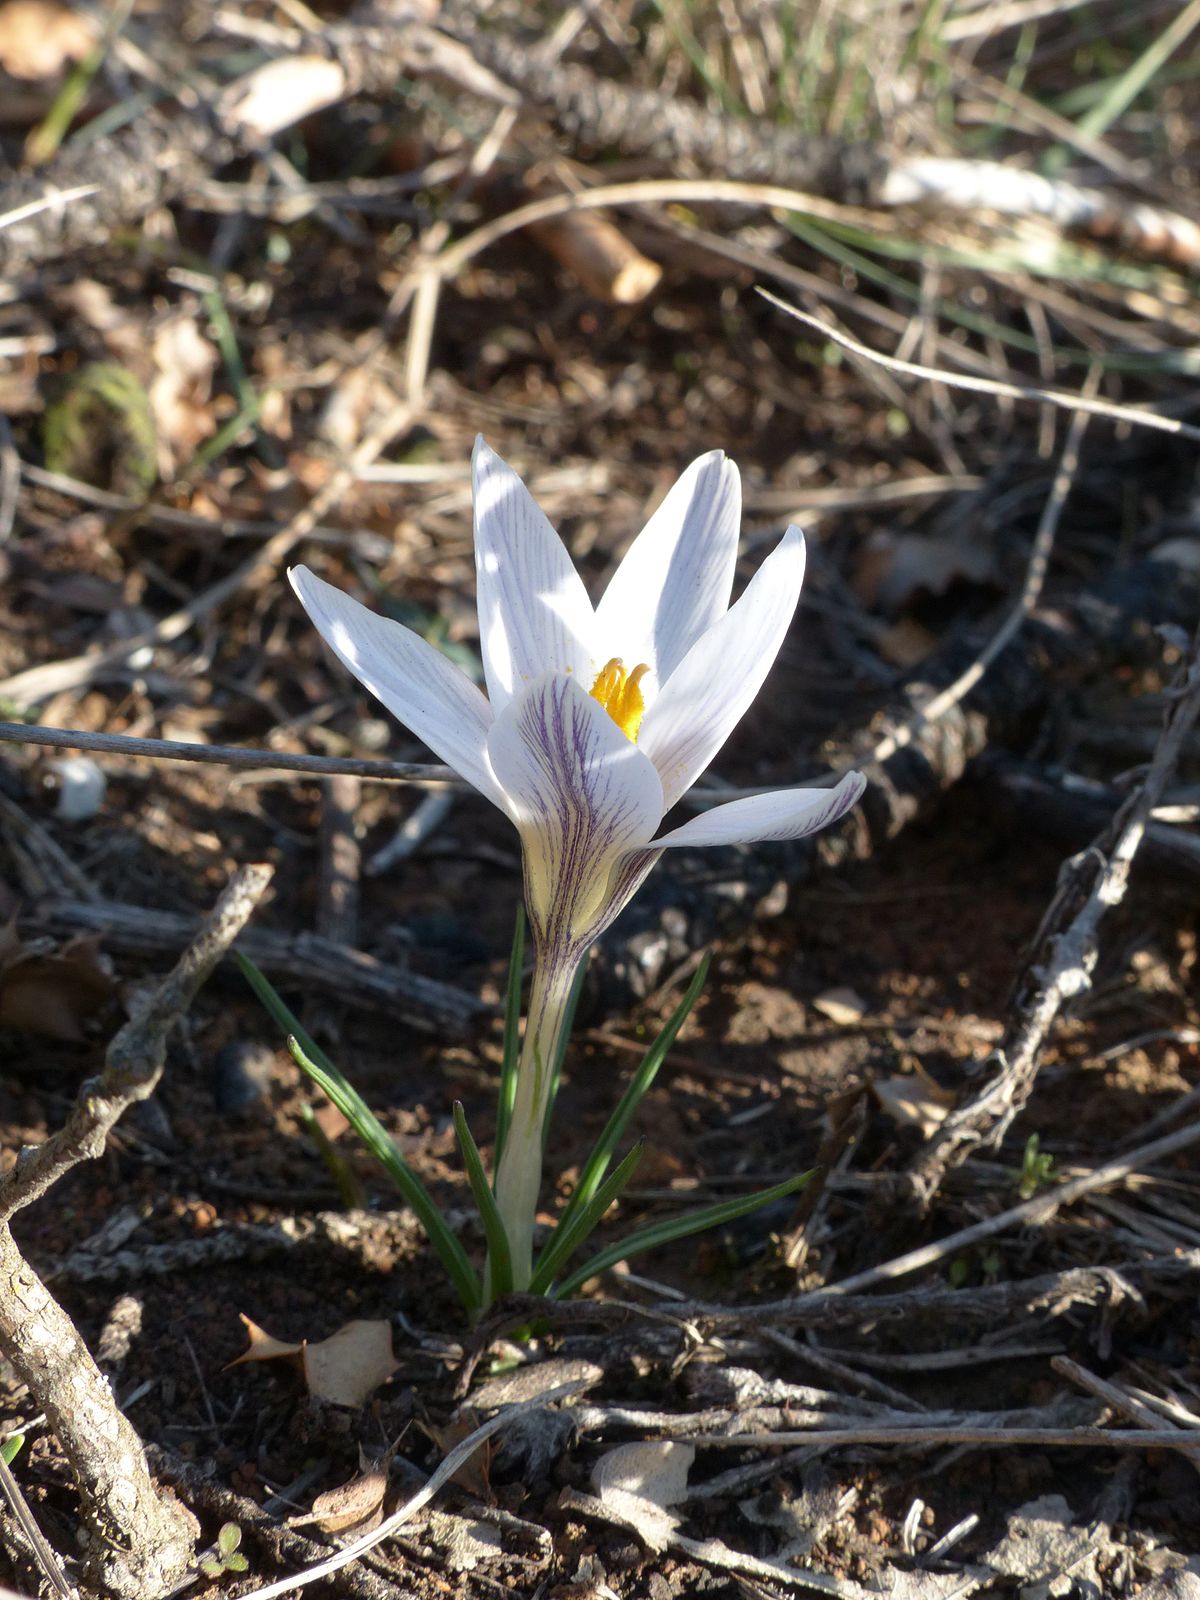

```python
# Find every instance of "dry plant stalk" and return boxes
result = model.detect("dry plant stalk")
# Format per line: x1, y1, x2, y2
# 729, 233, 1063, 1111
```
907, 629, 1200, 1206
0, 863, 272, 1599
526, 182, 662, 303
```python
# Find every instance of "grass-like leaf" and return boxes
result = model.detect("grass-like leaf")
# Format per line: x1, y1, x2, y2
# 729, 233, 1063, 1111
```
453, 1102, 513, 1301
551, 1169, 812, 1301
529, 1141, 643, 1296
237, 952, 480, 1315
493, 903, 525, 1171
550, 954, 710, 1247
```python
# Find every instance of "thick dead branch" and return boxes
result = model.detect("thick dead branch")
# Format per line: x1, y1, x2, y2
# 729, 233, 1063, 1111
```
0, 864, 271, 1599
471, 1250, 1196, 1348
9, 11, 1200, 279
33, 892, 486, 1034
454, 29, 877, 199
906, 631, 1200, 1205
0, 113, 224, 281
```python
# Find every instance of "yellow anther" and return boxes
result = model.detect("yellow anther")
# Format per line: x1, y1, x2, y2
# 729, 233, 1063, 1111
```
589, 657, 650, 742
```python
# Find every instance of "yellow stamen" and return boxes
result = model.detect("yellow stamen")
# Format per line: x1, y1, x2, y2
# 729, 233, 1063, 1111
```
589, 657, 650, 742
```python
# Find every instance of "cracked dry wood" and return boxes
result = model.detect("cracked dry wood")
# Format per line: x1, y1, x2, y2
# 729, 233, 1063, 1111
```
0, 1226, 199, 1597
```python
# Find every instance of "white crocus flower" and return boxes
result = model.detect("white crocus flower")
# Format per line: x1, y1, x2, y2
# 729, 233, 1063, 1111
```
291, 438, 865, 1288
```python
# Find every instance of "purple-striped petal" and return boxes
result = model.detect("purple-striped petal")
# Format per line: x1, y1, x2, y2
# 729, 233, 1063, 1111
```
487, 674, 663, 957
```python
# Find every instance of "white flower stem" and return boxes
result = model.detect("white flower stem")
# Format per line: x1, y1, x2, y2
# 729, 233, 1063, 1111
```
489, 951, 580, 1294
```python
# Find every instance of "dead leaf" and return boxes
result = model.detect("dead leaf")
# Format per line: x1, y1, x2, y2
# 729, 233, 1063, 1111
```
982, 1494, 1106, 1597
303, 1319, 397, 1408
591, 1440, 694, 1554
148, 315, 218, 473
422, 1413, 494, 1499
0, 926, 114, 1042
308, 1462, 388, 1537
0, 0, 96, 80
228, 1315, 396, 1408
466, 1357, 603, 1413
227, 1313, 304, 1368
222, 55, 348, 139
872, 1070, 956, 1137
812, 986, 867, 1026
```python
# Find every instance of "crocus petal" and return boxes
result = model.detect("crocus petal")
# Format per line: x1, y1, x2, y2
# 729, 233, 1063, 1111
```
594, 451, 740, 685
638, 526, 806, 810
290, 565, 505, 808
654, 771, 867, 848
487, 673, 663, 956
473, 439, 596, 715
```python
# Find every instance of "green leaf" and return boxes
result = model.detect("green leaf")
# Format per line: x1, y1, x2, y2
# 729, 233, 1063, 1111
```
225, 1553, 249, 1573
493, 903, 525, 1171
529, 1142, 643, 1295
236, 952, 480, 1315
551, 1169, 811, 1300
552, 955, 710, 1244
453, 1102, 513, 1300
217, 1524, 241, 1558
1, 1434, 23, 1466
287, 1034, 481, 1316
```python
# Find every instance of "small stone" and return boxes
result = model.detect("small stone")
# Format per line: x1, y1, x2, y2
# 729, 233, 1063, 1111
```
46, 756, 107, 821
211, 1041, 276, 1116
812, 986, 867, 1025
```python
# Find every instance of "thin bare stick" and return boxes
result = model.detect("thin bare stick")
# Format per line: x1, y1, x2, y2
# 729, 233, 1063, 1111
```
681, 1424, 1200, 1453
760, 290, 1200, 443
0, 414, 17, 546
823, 1118, 1200, 1299
0, 722, 458, 788
907, 629, 1200, 1200
0, 181, 99, 232
0, 865, 272, 1598
1053, 1356, 1200, 1473
235, 1380, 590, 1600
0, 399, 417, 709
0, 1446, 73, 1597
0, 863, 272, 1219
869, 367, 1098, 767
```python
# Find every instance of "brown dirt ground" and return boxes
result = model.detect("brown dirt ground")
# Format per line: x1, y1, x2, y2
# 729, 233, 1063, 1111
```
2, 5, 1200, 1596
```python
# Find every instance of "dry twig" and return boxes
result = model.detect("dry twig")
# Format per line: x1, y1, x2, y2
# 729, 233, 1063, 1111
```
0, 864, 272, 1599
907, 628, 1200, 1202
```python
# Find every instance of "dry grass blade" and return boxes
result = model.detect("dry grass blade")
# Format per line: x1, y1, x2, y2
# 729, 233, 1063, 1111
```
760, 291, 1200, 442
235, 1380, 593, 1600
0, 1447, 74, 1598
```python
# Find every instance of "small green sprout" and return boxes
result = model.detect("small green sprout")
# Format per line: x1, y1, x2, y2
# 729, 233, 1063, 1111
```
199, 1523, 249, 1580
1017, 1133, 1055, 1201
